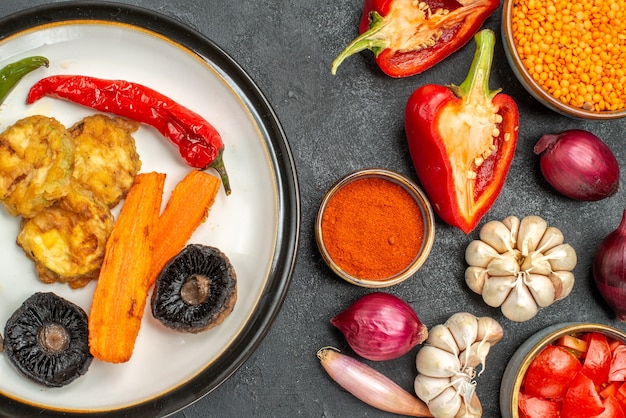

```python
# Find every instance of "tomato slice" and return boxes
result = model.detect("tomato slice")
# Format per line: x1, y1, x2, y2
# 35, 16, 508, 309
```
518, 392, 560, 418
583, 332, 612, 386
610, 343, 626, 382
561, 371, 605, 418
525, 344, 583, 399
557, 335, 589, 357
601, 382, 623, 400
596, 395, 626, 418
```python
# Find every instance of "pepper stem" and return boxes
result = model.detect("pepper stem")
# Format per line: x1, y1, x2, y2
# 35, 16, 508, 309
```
209, 149, 231, 195
451, 29, 500, 104
331, 12, 388, 75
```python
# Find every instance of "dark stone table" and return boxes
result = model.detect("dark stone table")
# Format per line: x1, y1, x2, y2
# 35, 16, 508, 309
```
1, 1, 625, 417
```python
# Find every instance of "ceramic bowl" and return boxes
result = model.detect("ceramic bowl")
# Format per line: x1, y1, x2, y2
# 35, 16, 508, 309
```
501, 0, 626, 120
500, 322, 626, 417
315, 168, 435, 288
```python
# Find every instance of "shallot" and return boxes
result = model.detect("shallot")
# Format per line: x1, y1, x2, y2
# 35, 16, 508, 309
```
534, 129, 619, 201
317, 347, 432, 417
593, 209, 626, 321
330, 292, 428, 361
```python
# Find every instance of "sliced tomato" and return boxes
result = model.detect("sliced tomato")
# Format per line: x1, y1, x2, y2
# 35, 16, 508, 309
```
596, 395, 626, 418
601, 382, 623, 400
518, 392, 560, 418
610, 343, 626, 382
525, 344, 583, 399
561, 371, 605, 418
583, 332, 612, 386
616, 382, 626, 410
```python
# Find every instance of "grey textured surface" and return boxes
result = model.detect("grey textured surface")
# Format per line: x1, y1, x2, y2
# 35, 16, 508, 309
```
2, 1, 626, 417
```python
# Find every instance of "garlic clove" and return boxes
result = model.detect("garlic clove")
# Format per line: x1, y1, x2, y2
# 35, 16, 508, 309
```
476, 316, 504, 345
465, 240, 500, 267
414, 373, 451, 403
427, 324, 460, 356
454, 393, 482, 418
501, 282, 539, 322
520, 253, 553, 275
550, 270, 575, 300
486, 251, 520, 276
479, 220, 514, 253
536, 226, 564, 253
481, 275, 516, 307
524, 273, 556, 307
458, 340, 491, 370
545, 243, 577, 271
416, 345, 460, 378
517, 216, 548, 256
465, 266, 488, 294
427, 386, 462, 418
502, 215, 520, 243
444, 312, 478, 352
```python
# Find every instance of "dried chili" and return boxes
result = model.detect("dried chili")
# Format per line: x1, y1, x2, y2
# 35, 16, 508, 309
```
26, 75, 231, 194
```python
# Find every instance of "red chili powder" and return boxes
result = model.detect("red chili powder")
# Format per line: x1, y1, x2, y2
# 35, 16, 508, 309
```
321, 176, 425, 280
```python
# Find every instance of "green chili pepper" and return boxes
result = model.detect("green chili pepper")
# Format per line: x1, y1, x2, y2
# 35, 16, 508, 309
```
0, 56, 49, 104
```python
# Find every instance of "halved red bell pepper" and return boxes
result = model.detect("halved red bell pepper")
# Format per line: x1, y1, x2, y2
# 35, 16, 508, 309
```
331, 0, 500, 77
404, 29, 519, 233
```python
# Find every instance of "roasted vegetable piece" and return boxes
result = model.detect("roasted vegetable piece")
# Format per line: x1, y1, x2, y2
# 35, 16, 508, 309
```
0, 56, 48, 104
27, 75, 231, 194
88, 172, 165, 363
331, 0, 500, 77
405, 29, 519, 233
151, 244, 237, 333
4, 292, 92, 387
147, 170, 221, 289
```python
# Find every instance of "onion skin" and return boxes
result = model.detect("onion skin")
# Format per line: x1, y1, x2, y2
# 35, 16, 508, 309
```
593, 209, 626, 322
317, 347, 433, 417
534, 130, 619, 201
330, 292, 428, 361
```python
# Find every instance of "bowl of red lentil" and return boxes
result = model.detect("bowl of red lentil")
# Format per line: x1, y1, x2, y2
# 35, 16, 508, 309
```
315, 168, 435, 288
502, 0, 626, 119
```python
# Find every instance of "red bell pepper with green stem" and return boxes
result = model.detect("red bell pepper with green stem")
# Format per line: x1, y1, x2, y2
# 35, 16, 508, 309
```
331, 0, 500, 78
26, 75, 231, 195
404, 29, 519, 233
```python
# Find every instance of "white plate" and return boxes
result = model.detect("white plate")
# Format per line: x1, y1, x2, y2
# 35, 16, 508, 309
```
0, 3, 299, 416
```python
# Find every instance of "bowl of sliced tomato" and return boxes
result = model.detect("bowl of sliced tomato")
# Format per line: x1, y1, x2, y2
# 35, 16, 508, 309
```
500, 323, 626, 418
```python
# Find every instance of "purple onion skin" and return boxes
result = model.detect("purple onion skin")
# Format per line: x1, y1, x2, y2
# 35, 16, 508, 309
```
593, 209, 626, 322
330, 292, 428, 361
534, 129, 619, 201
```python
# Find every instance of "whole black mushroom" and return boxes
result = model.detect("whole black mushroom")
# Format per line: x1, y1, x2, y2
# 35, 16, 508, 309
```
3, 292, 92, 387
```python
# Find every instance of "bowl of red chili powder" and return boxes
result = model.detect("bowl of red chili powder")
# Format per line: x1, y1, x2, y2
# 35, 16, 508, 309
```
315, 168, 435, 288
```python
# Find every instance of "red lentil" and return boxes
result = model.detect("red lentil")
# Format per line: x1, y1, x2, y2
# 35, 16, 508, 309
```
512, 0, 626, 112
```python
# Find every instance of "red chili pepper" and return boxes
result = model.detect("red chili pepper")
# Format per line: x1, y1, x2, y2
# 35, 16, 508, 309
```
331, 0, 500, 78
404, 29, 519, 234
26, 75, 231, 195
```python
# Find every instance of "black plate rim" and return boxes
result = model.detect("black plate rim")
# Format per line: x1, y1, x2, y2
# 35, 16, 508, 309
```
0, 1, 301, 417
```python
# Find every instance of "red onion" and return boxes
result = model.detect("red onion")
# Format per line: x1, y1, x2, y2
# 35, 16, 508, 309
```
533, 129, 619, 201
593, 209, 626, 321
331, 292, 428, 361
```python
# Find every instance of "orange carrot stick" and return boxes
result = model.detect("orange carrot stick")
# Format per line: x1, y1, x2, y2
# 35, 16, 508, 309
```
88, 172, 165, 363
146, 169, 220, 288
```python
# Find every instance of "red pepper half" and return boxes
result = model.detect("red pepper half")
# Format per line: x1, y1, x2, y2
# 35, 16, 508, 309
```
27, 75, 231, 194
404, 29, 519, 233
331, 0, 500, 77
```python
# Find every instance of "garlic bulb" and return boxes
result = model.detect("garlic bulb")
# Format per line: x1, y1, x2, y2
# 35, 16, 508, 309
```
414, 312, 503, 418
465, 215, 577, 322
